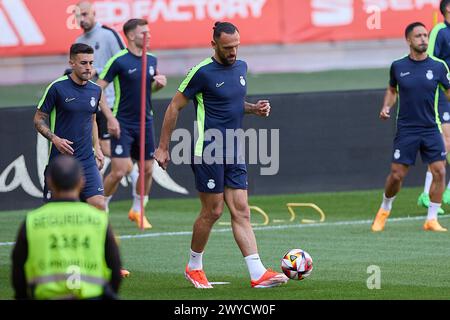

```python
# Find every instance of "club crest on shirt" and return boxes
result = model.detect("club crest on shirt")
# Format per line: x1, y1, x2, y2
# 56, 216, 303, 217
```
394, 149, 401, 160
444, 112, 450, 122
240, 75, 246, 86
426, 70, 434, 80
90, 97, 96, 107
149, 66, 155, 76
115, 145, 123, 155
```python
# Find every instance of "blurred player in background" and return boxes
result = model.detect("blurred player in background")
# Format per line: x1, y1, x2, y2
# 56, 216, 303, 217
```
98, 19, 167, 229
154, 22, 289, 288
74, 1, 141, 209
372, 22, 450, 233
417, 0, 450, 213
34, 43, 105, 210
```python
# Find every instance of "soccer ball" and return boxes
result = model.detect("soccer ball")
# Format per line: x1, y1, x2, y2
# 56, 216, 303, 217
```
281, 248, 313, 280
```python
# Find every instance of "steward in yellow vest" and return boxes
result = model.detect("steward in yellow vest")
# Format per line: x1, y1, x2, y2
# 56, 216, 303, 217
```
12, 155, 122, 299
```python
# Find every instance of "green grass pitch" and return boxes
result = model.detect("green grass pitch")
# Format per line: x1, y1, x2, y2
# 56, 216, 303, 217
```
0, 68, 388, 108
1, 187, 450, 300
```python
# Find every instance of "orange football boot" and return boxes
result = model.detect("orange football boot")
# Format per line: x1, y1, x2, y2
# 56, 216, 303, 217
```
184, 265, 213, 289
371, 208, 390, 232
251, 269, 289, 288
423, 219, 447, 232
128, 209, 152, 229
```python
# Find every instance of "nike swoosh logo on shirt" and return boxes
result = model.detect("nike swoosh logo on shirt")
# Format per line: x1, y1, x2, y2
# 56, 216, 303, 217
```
128, 68, 137, 74
65, 98, 76, 103
400, 72, 410, 77
216, 82, 225, 88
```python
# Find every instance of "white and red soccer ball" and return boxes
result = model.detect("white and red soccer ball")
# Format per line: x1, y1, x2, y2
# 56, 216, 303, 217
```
281, 248, 313, 280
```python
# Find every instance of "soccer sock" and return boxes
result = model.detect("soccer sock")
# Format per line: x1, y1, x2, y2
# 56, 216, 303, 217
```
244, 253, 267, 281
132, 195, 148, 213
424, 171, 433, 194
380, 193, 395, 211
427, 202, 441, 221
188, 249, 204, 270
105, 195, 113, 213
129, 164, 139, 197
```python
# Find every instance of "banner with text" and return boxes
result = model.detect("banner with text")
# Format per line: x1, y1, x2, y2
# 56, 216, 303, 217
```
0, 0, 441, 57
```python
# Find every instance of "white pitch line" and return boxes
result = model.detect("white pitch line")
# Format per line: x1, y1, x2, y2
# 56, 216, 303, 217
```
1, 214, 449, 248
0, 241, 15, 247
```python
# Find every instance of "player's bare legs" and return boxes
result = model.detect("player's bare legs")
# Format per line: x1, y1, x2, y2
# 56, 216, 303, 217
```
86, 195, 106, 211
102, 157, 134, 275
223, 188, 257, 256
372, 163, 409, 232
184, 192, 223, 288
128, 159, 154, 229
104, 157, 132, 196
223, 187, 288, 287
100, 140, 111, 157
429, 160, 446, 204
135, 159, 154, 196
191, 192, 224, 253
384, 163, 409, 198
424, 160, 447, 231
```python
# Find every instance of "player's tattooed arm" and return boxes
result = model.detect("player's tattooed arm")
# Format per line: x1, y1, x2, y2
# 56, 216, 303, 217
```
33, 109, 74, 155
245, 100, 271, 117
34, 110, 54, 141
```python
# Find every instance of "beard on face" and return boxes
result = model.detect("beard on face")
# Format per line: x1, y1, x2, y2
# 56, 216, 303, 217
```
226, 56, 236, 65
414, 43, 428, 53
217, 52, 236, 66
80, 22, 89, 30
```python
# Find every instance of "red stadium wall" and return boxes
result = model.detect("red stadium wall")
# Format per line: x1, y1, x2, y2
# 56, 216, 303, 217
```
0, 0, 441, 57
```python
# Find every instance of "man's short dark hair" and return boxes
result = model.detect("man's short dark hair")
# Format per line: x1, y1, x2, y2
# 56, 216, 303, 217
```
213, 21, 239, 41
405, 22, 426, 38
441, 0, 450, 16
46, 155, 83, 191
70, 43, 94, 58
123, 18, 148, 37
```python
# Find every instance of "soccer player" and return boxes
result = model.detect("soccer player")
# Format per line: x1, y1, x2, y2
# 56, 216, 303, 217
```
372, 22, 450, 232
74, 2, 141, 201
154, 22, 289, 288
75, 1, 125, 156
417, 0, 450, 212
34, 43, 105, 210
97, 19, 167, 229
11, 155, 122, 300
